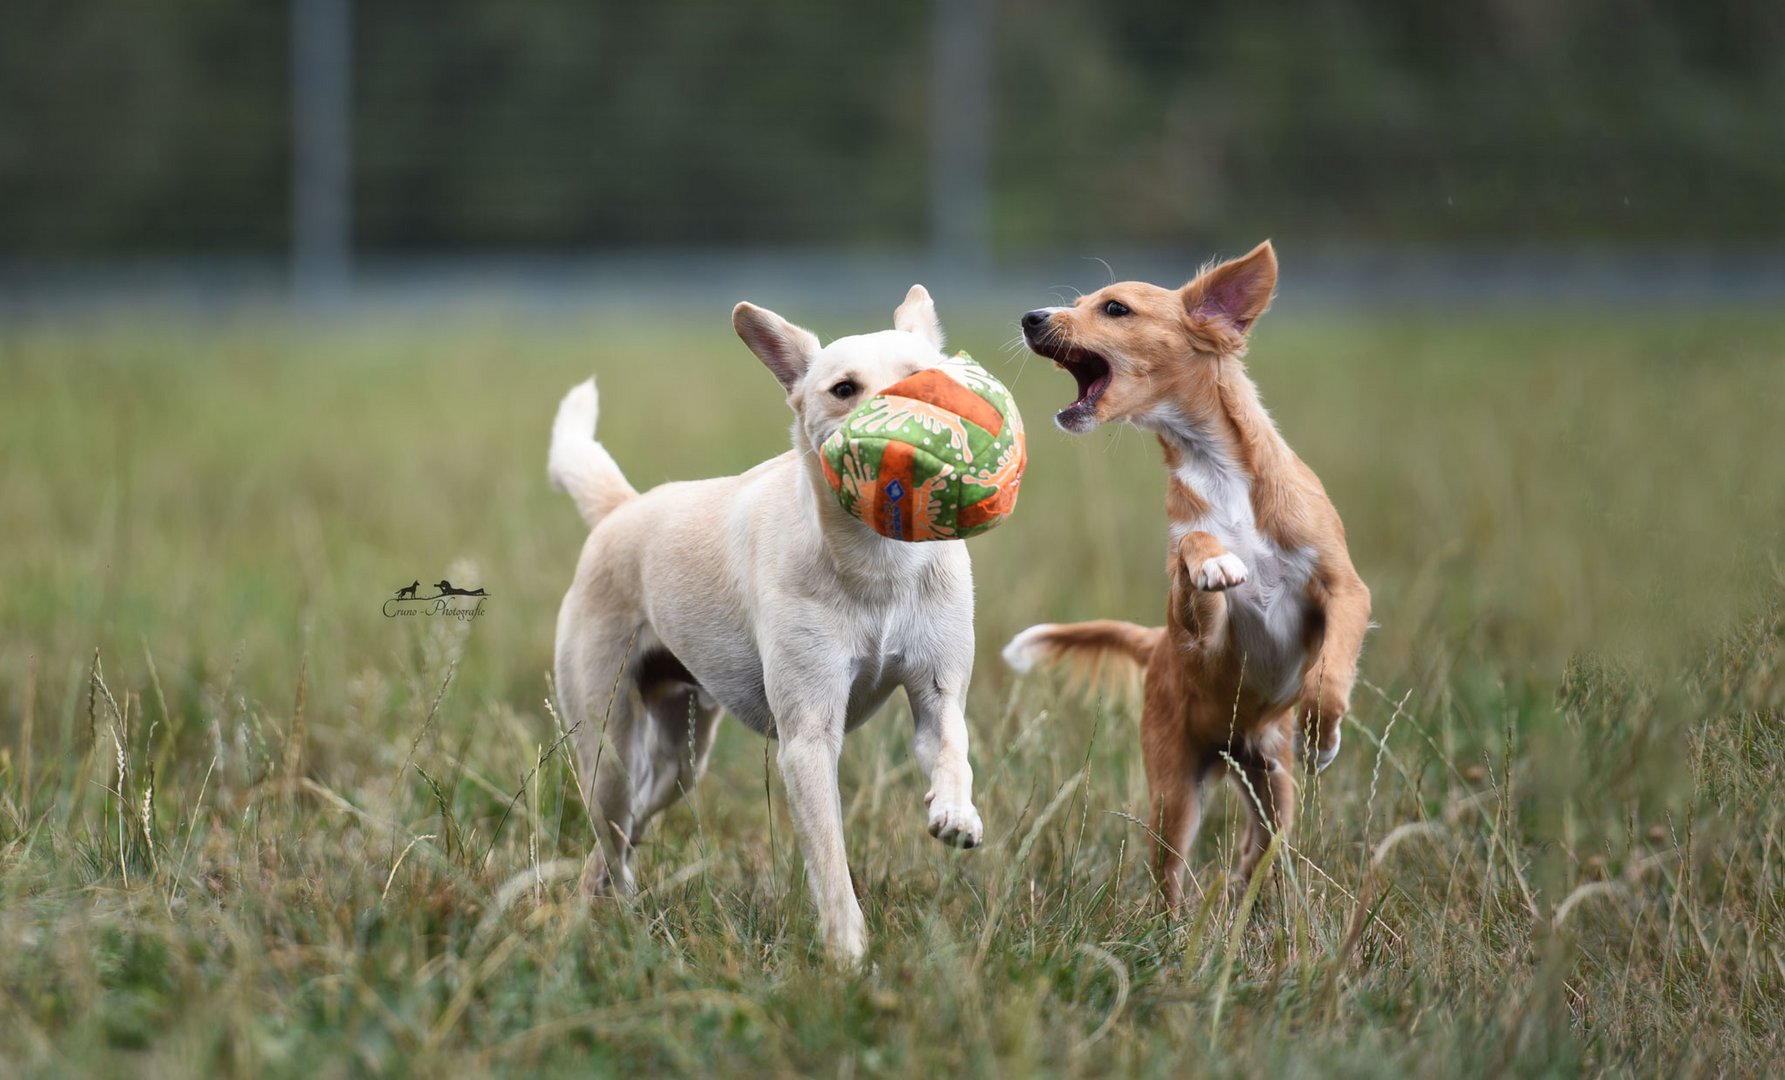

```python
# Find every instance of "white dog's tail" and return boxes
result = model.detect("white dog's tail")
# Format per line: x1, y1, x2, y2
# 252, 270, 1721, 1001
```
1002, 620, 1161, 693
548, 378, 638, 528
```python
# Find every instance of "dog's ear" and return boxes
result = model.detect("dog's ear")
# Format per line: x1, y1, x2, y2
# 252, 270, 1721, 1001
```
1183, 241, 1277, 336
733, 303, 822, 391
893, 284, 945, 350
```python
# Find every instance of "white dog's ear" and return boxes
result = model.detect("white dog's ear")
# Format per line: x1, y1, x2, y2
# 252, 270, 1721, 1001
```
893, 284, 945, 350
733, 302, 822, 391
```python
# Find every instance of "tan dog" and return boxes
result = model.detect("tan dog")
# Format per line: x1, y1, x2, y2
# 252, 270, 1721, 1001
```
1002, 243, 1370, 907
548, 287, 982, 962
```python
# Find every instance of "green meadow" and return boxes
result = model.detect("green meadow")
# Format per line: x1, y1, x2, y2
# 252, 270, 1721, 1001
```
0, 306, 1780, 1075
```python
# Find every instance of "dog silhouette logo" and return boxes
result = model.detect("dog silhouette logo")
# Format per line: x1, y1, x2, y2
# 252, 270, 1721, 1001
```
383, 577, 492, 620
434, 579, 489, 597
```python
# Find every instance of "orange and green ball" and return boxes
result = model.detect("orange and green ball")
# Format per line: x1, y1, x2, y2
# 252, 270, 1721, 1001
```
820, 354, 1026, 542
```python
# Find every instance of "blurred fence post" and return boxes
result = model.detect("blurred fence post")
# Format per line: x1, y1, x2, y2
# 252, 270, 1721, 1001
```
929, 0, 992, 274
291, 0, 352, 303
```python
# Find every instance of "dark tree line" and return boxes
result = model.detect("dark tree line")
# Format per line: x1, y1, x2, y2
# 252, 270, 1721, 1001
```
2, 0, 1781, 256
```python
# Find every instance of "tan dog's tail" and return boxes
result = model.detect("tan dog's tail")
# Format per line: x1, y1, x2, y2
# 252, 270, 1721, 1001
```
548, 378, 638, 528
1001, 620, 1161, 688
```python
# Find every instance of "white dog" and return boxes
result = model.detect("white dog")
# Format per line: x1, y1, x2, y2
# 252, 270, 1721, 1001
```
547, 286, 983, 962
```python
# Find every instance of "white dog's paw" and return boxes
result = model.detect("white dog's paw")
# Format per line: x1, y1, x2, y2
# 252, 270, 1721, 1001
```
1193, 553, 1249, 592
1316, 729, 1341, 772
924, 792, 984, 849
583, 860, 637, 898
823, 908, 869, 966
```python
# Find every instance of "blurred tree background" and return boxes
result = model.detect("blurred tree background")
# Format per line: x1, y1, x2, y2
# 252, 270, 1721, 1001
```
1, 0, 1781, 258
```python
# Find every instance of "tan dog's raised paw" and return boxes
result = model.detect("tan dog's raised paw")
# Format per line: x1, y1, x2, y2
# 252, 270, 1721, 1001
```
1192, 553, 1249, 591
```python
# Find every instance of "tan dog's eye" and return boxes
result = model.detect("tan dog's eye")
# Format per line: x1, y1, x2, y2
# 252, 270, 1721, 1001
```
830, 379, 859, 399
1102, 300, 1131, 317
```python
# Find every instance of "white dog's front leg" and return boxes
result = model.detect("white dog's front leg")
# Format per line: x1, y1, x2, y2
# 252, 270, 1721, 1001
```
776, 725, 867, 963
908, 680, 983, 849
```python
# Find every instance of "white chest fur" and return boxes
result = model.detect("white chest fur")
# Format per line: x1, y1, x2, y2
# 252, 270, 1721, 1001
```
1160, 421, 1317, 706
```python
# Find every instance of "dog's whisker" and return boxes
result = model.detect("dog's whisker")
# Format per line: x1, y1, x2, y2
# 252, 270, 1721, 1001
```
998, 331, 1035, 387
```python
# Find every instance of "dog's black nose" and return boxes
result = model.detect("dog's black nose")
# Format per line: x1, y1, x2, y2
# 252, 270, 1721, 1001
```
1021, 309, 1052, 333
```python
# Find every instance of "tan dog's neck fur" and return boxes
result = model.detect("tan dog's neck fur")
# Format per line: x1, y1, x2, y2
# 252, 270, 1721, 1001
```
1006, 241, 1372, 908
1150, 360, 1289, 534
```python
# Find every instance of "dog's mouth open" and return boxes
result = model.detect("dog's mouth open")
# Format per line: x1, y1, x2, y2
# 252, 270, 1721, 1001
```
1029, 338, 1111, 432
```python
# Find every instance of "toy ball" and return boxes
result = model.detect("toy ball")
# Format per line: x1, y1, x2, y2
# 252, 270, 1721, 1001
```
821, 353, 1026, 542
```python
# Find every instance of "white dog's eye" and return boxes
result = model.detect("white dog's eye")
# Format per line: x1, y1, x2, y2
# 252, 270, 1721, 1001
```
830, 380, 859, 399
1102, 300, 1131, 317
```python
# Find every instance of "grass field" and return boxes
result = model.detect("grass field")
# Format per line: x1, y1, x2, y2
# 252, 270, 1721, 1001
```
1, 305, 1782, 1075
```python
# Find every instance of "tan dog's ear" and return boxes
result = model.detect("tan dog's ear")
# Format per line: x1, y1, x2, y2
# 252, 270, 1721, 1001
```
733, 302, 822, 391
893, 284, 945, 350
1184, 241, 1278, 335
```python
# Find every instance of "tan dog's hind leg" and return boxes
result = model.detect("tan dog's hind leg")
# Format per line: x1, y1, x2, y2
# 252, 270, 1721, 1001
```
1141, 663, 1206, 911
1232, 744, 1297, 891
1148, 768, 1206, 912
